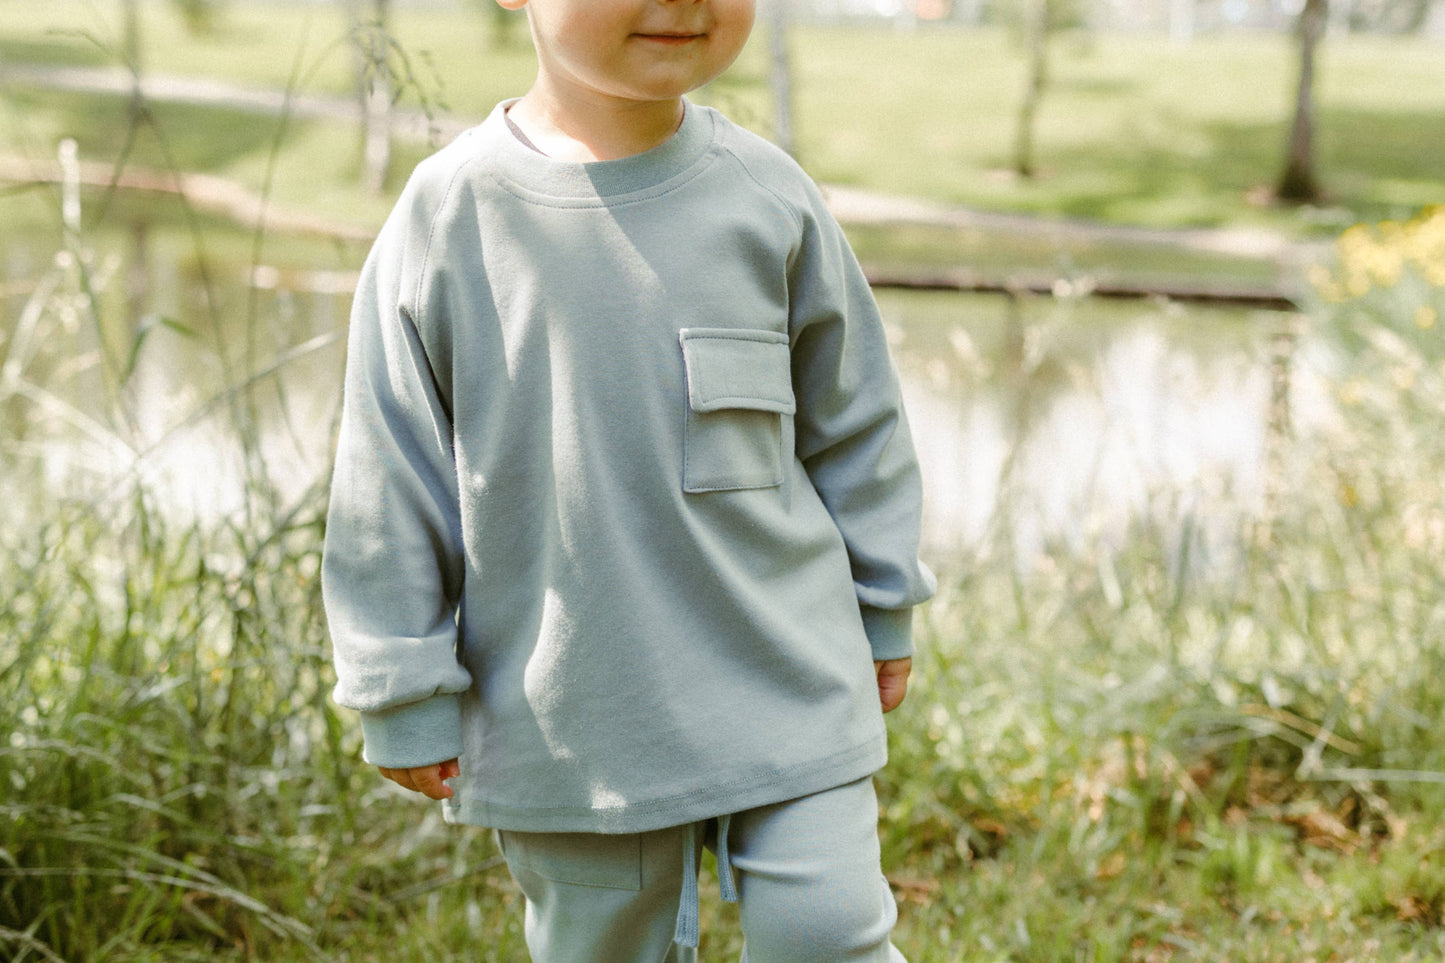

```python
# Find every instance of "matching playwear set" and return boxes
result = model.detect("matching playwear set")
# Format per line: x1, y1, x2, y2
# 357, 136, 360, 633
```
322, 99, 936, 961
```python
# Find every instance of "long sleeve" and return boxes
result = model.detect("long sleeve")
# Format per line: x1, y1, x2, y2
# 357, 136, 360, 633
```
787, 184, 937, 661
321, 178, 472, 769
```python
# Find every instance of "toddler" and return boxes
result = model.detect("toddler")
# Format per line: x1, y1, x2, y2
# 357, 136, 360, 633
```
322, 0, 936, 959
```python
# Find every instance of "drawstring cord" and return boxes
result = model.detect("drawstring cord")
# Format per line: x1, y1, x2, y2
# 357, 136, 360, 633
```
673, 815, 739, 948
715, 813, 738, 902
675, 824, 700, 948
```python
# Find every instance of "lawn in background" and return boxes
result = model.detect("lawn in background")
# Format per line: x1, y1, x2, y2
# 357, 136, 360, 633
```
2, 1, 1443, 234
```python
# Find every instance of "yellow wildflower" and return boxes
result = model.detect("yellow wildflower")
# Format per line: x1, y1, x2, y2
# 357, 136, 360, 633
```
1366, 247, 1404, 287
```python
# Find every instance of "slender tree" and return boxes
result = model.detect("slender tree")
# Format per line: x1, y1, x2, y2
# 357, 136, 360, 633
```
120, 0, 141, 71
1348, 0, 1436, 32
1277, 0, 1328, 203
120, 0, 144, 121
171, 0, 220, 35
767, 0, 796, 158
344, 0, 394, 194
1013, 0, 1054, 178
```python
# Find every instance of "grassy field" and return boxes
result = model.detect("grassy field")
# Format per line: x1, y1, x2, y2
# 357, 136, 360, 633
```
8, 353, 1445, 962
1, 2, 1443, 236
5, 196, 1445, 960
5, 5, 1445, 961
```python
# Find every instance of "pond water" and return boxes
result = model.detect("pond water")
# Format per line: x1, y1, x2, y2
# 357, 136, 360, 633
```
887, 288, 1327, 558
0, 199, 1319, 566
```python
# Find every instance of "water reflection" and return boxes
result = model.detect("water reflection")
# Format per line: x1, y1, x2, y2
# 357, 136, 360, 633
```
879, 288, 1311, 562
1, 208, 356, 521
1, 216, 1309, 565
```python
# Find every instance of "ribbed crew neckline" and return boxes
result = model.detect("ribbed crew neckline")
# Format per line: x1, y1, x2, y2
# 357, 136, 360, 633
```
487, 99, 717, 201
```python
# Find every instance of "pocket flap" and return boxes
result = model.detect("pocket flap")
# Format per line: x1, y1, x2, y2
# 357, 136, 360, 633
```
680, 329, 796, 415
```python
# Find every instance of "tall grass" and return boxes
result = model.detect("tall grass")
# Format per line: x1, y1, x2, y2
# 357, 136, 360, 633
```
0, 33, 521, 961
0, 170, 529, 963
8, 201, 1445, 960
873, 212, 1445, 959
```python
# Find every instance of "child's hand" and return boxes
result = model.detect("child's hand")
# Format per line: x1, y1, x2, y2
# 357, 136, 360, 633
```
378, 758, 460, 800
874, 658, 912, 713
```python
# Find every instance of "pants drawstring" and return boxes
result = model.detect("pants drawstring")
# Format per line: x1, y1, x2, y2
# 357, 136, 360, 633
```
673, 815, 739, 949
715, 813, 738, 903
674, 823, 701, 948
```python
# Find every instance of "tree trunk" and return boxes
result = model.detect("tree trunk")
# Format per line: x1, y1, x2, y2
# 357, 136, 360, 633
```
342, 0, 361, 85
350, 0, 393, 195
767, 0, 796, 157
121, 0, 141, 72
172, 0, 219, 35
1277, 0, 1327, 203
121, 0, 143, 120
1013, 0, 1051, 179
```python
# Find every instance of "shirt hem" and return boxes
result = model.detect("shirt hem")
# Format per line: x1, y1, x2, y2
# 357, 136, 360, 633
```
440, 734, 887, 834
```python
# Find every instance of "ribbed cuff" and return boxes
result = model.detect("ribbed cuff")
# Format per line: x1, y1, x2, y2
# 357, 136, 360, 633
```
359, 693, 464, 769
860, 606, 914, 662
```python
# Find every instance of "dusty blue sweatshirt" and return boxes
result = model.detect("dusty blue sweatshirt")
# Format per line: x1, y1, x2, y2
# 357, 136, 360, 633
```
322, 101, 936, 833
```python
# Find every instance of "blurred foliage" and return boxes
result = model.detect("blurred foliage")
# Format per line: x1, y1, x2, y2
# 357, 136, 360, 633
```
5, 4, 1445, 232
171, 0, 224, 35
871, 219, 1445, 958
1346, 0, 1440, 33
1310, 206, 1445, 359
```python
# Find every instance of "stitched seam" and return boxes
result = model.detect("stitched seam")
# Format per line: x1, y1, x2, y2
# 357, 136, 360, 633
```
485, 149, 720, 211
693, 396, 792, 410
717, 142, 805, 235
411, 158, 481, 321
681, 330, 788, 344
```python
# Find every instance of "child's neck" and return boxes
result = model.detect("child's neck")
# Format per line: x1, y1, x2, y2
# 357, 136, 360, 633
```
506, 86, 685, 163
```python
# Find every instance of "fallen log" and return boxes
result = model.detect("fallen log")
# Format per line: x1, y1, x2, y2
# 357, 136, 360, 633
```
0, 154, 1302, 310
860, 266, 1299, 312
0, 154, 374, 245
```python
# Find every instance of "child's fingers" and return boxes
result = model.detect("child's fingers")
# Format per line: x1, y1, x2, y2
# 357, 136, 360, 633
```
874, 658, 912, 713
409, 764, 454, 799
378, 766, 414, 793
378, 761, 458, 800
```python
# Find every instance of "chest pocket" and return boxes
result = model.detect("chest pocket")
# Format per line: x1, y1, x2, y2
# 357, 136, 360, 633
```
680, 328, 796, 493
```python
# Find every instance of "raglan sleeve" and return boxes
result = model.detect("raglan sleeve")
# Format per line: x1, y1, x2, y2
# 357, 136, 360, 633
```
320, 179, 471, 770
786, 182, 938, 662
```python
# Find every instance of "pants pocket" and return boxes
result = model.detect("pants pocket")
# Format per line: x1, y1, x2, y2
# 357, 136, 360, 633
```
679, 328, 795, 494
497, 829, 645, 891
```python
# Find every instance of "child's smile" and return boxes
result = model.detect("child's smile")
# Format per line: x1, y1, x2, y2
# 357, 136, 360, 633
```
633, 32, 705, 46
502, 0, 756, 109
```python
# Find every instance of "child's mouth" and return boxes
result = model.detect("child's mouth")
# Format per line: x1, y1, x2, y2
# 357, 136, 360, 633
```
634, 33, 704, 45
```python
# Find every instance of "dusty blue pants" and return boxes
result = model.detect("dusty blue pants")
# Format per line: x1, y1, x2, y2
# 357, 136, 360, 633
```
496, 776, 907, 963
